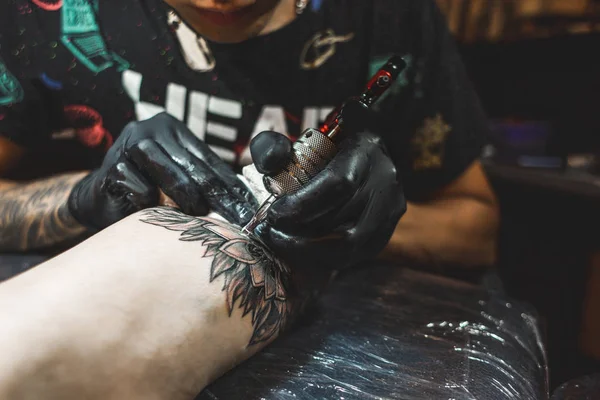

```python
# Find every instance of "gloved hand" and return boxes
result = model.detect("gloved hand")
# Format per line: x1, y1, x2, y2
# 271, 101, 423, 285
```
68, 112, 257, 230
251, 130, 406, 274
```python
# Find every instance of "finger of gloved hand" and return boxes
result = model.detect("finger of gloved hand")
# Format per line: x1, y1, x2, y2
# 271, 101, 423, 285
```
104, 155, 160, 211
194, 173, 256, 226
101, 126, 131, 167
250, 131, 293, 175
267, 135, 370, 232
254, 223, 349, 270
154, 138, 256, 224
253, 227, 336, 296
125, 139, 209, 216
339, 98, 371, 134
173, 131, 259, 210
266, 168, 358, 233
347, 185, 404, 258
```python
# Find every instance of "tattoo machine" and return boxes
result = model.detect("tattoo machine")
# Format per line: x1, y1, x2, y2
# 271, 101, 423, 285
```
241, 55, 407, 236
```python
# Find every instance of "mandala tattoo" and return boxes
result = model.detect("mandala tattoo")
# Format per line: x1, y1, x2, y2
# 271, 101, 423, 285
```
139, 207, 292, 346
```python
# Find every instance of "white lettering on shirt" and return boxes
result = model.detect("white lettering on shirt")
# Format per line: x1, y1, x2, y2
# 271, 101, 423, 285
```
165, 82, 186, 121
123, 70, 165, 121
187, 91, 208, 140
122, 69, 332, 166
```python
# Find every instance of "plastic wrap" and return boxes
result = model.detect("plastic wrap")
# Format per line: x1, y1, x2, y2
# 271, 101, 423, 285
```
199, 265, 549, 400
551, 373, 600, 399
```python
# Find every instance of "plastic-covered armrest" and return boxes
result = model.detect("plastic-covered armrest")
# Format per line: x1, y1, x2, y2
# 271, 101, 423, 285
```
200, 265, 550, 399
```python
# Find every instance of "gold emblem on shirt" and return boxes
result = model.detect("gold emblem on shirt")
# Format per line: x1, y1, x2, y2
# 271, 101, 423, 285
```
300, 30, 355, 70
411, 114, 451, 170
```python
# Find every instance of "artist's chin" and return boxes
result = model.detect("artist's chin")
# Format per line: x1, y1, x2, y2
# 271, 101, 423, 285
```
183, 5, 265, 43
194, 22, 258, 44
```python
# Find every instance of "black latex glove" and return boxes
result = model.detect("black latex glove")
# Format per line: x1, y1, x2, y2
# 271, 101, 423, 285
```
68, 112, 257, 230
252, 130, 406, 274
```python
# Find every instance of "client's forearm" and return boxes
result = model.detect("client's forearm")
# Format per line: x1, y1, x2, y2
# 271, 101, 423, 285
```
0, 207, 295, 400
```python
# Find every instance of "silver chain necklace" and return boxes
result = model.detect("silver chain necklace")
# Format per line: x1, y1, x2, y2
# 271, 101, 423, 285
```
295, 0, 309, 15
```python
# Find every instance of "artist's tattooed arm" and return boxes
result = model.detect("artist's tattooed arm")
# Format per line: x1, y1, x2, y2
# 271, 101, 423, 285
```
139, 207, 294, 346
0, 173, 87, 252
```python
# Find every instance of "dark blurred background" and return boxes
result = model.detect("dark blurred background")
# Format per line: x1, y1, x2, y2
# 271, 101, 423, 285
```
437, 0, 600, 390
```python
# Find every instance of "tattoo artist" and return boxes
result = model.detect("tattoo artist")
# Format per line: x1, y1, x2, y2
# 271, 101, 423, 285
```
0, 0, 499, 271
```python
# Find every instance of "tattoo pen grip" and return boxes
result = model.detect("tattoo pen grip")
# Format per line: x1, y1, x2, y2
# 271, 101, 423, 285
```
263, 55, 406, 197
242, 55, 406, 234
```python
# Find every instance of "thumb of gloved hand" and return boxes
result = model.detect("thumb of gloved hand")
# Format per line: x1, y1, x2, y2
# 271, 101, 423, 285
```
250, 131, 293, 175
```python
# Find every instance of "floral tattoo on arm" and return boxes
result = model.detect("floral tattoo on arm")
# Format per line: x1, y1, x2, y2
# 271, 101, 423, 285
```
139, 207, 293, 346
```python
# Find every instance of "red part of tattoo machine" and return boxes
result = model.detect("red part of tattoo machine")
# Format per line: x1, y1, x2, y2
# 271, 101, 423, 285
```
241, 55, 407, 235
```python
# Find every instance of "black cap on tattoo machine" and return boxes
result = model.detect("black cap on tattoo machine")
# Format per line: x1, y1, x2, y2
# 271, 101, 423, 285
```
241, 55, 407, 235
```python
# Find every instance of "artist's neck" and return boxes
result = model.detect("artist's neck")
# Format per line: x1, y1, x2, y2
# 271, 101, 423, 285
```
258, 0, 298, 36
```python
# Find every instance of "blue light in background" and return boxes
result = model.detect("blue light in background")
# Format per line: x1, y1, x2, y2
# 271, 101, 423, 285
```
40, 73, 63, 90
311, 0, 323, 12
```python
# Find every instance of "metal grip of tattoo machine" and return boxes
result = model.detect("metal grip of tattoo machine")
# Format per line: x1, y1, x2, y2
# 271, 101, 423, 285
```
242, 55, 407, 235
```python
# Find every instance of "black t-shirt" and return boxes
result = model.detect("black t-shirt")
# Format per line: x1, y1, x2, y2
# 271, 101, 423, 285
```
0, 0, 488, 199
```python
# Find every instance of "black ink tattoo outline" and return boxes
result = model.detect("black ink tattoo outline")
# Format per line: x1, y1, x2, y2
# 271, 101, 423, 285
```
139, 207, 291, 346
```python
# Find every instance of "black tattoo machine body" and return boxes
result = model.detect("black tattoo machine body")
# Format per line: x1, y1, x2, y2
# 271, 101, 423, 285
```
241, 55, 406, 235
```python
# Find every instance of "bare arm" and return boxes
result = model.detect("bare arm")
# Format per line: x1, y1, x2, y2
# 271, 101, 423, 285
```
381, 161, 499, 268
0, 207, 297, 400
